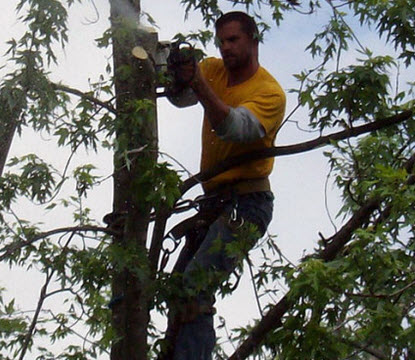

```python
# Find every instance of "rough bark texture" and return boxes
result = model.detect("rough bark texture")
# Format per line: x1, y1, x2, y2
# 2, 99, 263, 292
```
109, 0, 159, 358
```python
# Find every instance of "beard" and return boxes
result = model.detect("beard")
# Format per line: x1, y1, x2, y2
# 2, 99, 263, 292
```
222, 52, 251, 71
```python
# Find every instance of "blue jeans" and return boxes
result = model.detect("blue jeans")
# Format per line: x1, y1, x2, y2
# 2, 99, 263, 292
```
173, 191, 274, 360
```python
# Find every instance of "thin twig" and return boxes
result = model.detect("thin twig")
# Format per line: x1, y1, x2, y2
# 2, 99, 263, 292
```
18, 271, 54, 360
345, 280, 415, 299
246, 256, 264, 318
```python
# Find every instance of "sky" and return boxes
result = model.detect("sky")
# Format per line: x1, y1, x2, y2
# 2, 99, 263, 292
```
1, 0, 414, 357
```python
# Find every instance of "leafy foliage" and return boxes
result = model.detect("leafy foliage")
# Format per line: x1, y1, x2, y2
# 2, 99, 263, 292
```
300, 53, 396, 130
0, 0, 414, 359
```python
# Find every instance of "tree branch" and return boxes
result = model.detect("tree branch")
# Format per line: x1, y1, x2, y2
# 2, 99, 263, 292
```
0, 90, 21, 177
18, 271, 54, 360
229, 152, 415, 360
0, 225, 116, 262
52, 83, 117, 114
181, 110, 413, 195
340, 338, 389, 360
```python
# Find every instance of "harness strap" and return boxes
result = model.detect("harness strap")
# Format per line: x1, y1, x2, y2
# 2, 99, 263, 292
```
231, 177, 271, 195
168, 212, 212, 240
179, 301, 216, 323
205, 177, 270, 196
167, 177, 270, 240
167, 196, 228, 240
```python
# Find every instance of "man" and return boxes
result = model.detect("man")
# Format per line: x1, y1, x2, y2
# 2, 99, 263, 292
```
162, 11, 286, 360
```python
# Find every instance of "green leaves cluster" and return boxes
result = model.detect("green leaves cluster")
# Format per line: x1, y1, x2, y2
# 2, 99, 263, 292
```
1, 0, 415, 359
352, 0, 415, 66
0, 154, 56, 207
139, 162, 182, 209
299, 53, 395, 130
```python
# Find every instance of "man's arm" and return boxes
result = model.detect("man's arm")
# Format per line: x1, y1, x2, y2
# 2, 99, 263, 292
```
167, 61, 266, 142
214, 107, 265, 142
189, 65, 230, 129
191, 66, 266, 142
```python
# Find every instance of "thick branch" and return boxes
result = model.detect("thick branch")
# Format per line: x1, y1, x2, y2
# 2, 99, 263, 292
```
0, 120, 17, 177
52, 83, 117, 114
108, 1, 158, 358
340, 338, 389, 360
181, 110, 413, 195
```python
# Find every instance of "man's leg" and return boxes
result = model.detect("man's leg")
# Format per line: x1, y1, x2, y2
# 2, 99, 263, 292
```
173, 191, 274, 359
172, 213, 233, 360
159, 226, 210, 360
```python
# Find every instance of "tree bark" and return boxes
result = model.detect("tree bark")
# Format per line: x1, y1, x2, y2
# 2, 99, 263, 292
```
0, 92, 19, 176
0, 119, 16, 177
109, 1, 158, 359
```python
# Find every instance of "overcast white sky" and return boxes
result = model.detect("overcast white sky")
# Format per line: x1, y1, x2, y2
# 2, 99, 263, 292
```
1, 0, 414, 357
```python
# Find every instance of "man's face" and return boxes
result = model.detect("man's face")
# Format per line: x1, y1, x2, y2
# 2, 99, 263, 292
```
216, 21, 257, 71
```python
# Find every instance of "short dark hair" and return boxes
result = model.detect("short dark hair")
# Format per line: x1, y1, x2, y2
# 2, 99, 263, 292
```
215, 11, 259, 42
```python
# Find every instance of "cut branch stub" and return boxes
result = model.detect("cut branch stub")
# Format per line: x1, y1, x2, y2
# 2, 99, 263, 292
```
132, 46, 148, 60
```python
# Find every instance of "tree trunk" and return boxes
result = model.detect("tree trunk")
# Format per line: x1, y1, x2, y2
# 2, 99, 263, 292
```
109, 0, 158, 359
0, 119, 16, 177
0, 92, 19, 176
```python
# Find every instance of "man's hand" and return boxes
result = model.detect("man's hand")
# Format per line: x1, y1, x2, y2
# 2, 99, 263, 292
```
167, 42, 230, 127
167, 42, 198, 88
174, 58, 197, 86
